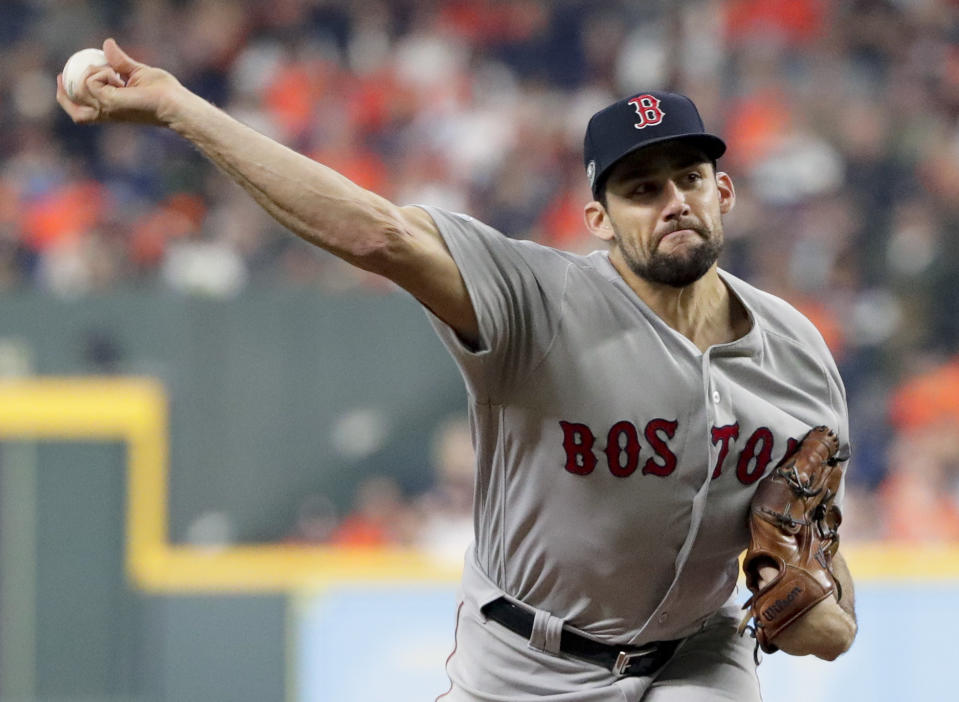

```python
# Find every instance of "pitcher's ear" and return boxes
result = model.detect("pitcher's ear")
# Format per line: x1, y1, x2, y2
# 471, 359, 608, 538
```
716, 171, 735, 214
584, 200, 614, 242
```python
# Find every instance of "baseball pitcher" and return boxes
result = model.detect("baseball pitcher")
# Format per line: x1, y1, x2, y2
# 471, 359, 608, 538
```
58, 39, 857, 701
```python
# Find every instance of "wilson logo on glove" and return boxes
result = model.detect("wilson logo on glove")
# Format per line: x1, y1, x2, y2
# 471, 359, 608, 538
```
761, 586, 804, 622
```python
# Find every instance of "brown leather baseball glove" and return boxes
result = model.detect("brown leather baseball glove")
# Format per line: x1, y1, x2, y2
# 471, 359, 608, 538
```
738, 426, 845, 656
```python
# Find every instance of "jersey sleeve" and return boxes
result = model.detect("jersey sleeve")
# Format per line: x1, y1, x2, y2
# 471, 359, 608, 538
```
801, 312, 852, 506
826, 354, 851, 508
414, 206, 569, 403
796, 316, 852, 507
796, 310, 852, 507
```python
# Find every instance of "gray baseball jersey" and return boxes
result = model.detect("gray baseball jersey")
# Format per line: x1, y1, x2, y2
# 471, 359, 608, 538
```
419, 206, 850, 699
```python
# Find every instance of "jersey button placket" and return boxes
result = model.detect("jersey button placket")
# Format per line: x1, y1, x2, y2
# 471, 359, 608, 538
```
703, 352, 720, 408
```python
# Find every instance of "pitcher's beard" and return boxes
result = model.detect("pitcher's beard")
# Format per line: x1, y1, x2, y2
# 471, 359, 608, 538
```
634, 239, 723, 287
616, 226, 724, 288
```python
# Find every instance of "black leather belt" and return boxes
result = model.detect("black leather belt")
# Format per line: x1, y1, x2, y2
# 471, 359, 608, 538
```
481, 597, 682, 677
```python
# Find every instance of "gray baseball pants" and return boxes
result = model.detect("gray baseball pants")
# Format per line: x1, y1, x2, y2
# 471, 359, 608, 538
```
437, 594, 761, 701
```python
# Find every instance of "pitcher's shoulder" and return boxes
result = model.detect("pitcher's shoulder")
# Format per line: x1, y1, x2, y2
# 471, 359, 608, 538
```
720, 270, 833, 356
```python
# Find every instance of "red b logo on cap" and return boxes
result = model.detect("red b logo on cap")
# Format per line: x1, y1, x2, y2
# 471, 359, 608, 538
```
629, 95, 664, 129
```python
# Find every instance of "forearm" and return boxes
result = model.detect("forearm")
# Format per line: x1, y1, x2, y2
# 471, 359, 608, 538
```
162, 89, 403, 269
762, 551, 857, 660
832, 550, 857, 624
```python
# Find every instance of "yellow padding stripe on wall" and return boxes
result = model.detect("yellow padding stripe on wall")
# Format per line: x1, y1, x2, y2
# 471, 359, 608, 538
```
135, 542, 958, 593
0, 377, 956, 593
0, 377, 167, 588
843, 542, 959, 581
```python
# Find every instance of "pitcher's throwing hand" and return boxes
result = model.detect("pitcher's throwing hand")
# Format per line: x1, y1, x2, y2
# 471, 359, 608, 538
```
57, 38, 183, 126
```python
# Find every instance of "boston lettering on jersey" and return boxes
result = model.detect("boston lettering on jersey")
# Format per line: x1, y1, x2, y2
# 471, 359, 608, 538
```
560, 420, 801, 486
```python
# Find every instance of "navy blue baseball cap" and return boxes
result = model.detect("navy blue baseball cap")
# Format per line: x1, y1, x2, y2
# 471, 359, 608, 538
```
584, 91, 726, 199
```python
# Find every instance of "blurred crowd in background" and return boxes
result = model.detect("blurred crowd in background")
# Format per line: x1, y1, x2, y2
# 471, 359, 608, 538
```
2, 0, 959, 547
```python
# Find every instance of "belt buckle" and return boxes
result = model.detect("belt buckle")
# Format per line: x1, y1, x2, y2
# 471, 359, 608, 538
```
612, 645, 657, 676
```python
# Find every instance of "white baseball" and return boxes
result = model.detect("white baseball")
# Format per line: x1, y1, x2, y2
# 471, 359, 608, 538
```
62, 48, 108, 100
